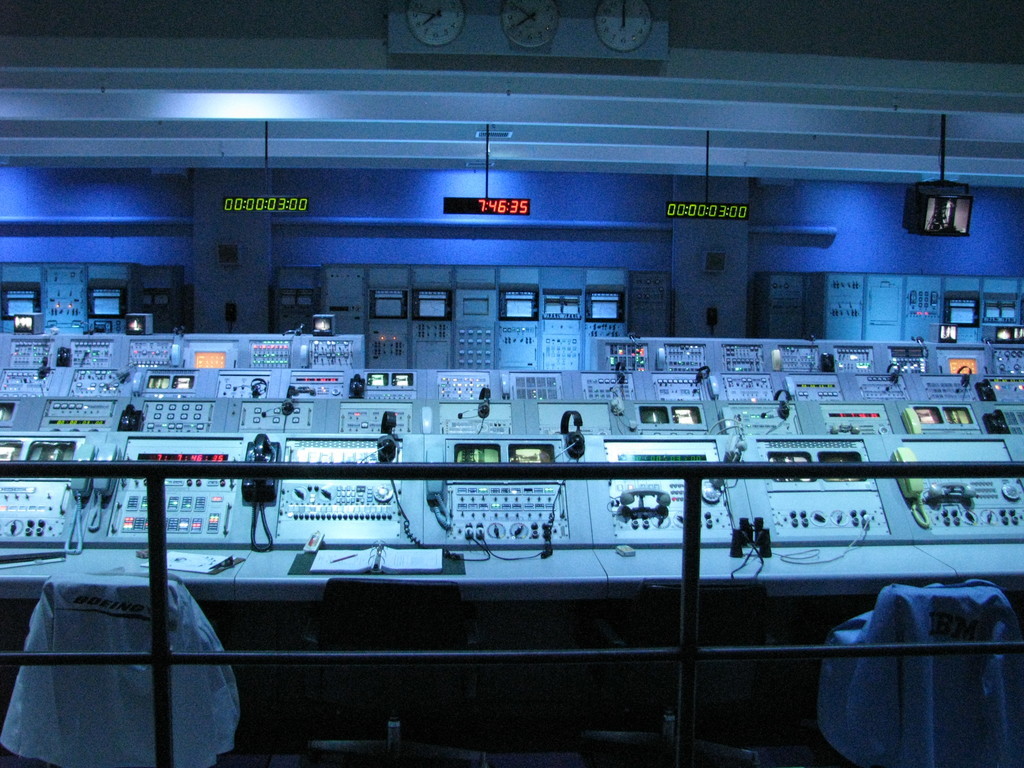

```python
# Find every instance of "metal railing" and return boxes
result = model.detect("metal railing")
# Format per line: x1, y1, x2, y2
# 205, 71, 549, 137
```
1, 458, 1023, 768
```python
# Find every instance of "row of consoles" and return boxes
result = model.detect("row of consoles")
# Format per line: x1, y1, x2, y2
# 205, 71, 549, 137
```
1, 427, 1022, 552
0, 332, 1022, 598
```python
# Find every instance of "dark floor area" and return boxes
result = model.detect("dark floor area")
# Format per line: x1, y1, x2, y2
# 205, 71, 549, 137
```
0, 589, 879, 768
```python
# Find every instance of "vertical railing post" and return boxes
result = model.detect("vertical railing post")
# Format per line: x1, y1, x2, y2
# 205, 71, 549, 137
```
675, 468, 703, 768
145, 469, 175, 768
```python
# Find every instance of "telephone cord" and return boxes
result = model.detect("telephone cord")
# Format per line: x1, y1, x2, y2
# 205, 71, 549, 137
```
250, 501, 274, 552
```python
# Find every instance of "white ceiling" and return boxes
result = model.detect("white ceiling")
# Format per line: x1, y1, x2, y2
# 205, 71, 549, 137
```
2, 1, 1024, 187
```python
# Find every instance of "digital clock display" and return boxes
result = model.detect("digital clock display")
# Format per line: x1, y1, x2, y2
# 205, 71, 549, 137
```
666, 202, 749, 220
444, 197, 531, 215
137, 453, 230, 462
223, 197, 309, 212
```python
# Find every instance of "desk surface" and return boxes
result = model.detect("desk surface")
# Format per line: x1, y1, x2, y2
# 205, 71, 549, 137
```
0, 541, 1017, 602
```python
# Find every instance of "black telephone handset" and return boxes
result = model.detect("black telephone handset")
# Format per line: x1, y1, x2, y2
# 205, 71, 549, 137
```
976, 379, 996, 401
117, 404, 143, 432
242, 433, 280, 504
984, 409, 1011, 434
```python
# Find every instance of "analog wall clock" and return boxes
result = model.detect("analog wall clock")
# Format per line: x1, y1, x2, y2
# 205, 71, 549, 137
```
406, 0, 466, 46
595, 0, 652, 52
500, 0, 560, 48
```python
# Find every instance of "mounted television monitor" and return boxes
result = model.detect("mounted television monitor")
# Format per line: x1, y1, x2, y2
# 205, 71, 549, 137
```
125, 313, 153, 335
903, 182, 972, 236
3, 287, 40, 319
586, 291, 625, 323
13, 313, 43, 334
413, 289, 452, 321
499, 290, 538, 322
312, 314, 334, 336
88, 286, 127, 318
370, 290, 408, 320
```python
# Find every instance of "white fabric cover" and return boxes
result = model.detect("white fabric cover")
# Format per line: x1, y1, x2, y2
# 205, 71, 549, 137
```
1, 573, 239, 768
818, 579, 1024, 768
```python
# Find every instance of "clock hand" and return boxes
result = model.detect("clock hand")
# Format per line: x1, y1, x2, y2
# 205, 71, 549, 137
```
416, 9, 443, 26
513, 10, 537, 28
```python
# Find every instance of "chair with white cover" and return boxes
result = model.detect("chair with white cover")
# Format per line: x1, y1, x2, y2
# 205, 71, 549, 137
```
1, 573, 239, 768
818, 579, 1024, 768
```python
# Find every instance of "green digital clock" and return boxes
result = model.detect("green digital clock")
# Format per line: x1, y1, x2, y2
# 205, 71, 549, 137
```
665, 201, 749, 220
223, 196, 309, 212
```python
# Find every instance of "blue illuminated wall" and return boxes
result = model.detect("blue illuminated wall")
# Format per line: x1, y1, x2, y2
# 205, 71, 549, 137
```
2, 167, 1024, 333
747, 180, 1024, 277
268, 169, 672, 271
0, 167, 193, 267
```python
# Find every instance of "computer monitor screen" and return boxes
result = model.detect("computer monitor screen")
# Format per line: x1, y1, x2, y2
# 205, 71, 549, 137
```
920, 194, 971, 236
946, 357, 978, 374
3, 289, 39, 318
194, 351, 227, 369
454, 444, 500, 463
27, 440, 76, 461
88, 287, 126, 318
508, 444, 555, 463
312, 315, 334, 335
499, 291, 538, 321
904, 182, 972, 236
0, 441, 22, 461
586, 292, 624, 322
639, 406, 670, 424
371, 290, 408, 319
413, 290, 451, 321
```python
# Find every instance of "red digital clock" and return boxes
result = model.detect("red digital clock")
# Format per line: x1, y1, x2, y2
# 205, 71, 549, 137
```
444, 197, 531, 215
137, 453, 229, 462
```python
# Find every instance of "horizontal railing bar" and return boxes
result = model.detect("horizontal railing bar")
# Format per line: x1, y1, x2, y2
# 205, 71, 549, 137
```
0, 459, 1018, 481
4, 639, 1024, 667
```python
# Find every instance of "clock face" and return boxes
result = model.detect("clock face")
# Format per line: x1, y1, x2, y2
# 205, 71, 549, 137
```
406, 0, 466, 46
595, 0, 652, 52
500, 0, 560, 48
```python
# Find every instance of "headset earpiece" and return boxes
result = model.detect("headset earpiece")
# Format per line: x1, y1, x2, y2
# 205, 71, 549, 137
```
560, 410, 585, 460
377, 411, 399, 463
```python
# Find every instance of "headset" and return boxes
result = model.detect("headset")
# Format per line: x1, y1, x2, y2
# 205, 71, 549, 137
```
560, 409, 586, 460
956, 365, 972, 391
377, 411, 399, 464
456, 387, 492, 421
348, 373, 366, 399
773, 388, 792, 420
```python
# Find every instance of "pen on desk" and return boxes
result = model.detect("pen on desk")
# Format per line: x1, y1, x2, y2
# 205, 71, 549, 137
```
331, 554, 357, 563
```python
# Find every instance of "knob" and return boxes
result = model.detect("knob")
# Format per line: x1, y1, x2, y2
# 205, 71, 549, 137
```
701, 482, 722, 504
